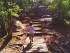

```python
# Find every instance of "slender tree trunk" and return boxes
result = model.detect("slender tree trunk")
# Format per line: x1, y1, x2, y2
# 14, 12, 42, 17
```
7, 13, 12, 37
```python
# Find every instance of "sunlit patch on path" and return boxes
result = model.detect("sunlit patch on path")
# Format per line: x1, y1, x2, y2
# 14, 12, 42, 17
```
23, 36, 49, 53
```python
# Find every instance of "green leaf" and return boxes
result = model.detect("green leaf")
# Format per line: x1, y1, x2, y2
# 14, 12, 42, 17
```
48, 4, 58, 10
67, 10, 70, 16
11, 12, 19, 17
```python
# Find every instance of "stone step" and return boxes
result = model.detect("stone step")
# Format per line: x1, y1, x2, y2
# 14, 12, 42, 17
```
34, 27, 42, 31
25, 46, 48, 52
24, 37, 49, 53
32, 24, 41, 27
35, 32, 43, 35
23, 42, 44, 45
27, 32, 42, 36
26, 48, 48, 53
35, 30, 42, 32
34, 25, 42, 28
33, 23, 41, 25
28, 31, 42, 34
34, 38, 44, 42
32, 20, 41, 22
35, 32, 42, 34
32, 22, 42, 24
24, 44, 47, 49
42, 14, 51, 18
24, 37, 44, 45
39, 18, 52, 22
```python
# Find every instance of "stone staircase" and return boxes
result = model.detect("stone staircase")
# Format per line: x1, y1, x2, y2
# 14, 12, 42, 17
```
32, 19, 42, 35
23, 15, 53, 53
23, 36, 49, 53
0, 14, 53, 53
31, 14, 52, 35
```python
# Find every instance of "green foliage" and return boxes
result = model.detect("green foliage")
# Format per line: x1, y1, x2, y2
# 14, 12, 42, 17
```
64, 19, 70, 25
62, 0, 69, 7
48, 0, 70, 24
15, 0, 31, 11
0, 1, 22, 18
8, 2, 21, 17
0, 11, 8, 18
0, 0, 22, 34
48, 4, 58, 10
67, 10, 70, 16
45, 0, 54, 5
0, 1, 8, 18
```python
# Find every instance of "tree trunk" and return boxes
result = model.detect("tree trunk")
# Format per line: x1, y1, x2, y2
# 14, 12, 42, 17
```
7, 14, 12, 38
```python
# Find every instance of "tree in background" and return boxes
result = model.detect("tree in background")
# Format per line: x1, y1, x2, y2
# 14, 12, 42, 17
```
0, 0, 21, 37
0, 0, 35, 37
48, 0, 70, 25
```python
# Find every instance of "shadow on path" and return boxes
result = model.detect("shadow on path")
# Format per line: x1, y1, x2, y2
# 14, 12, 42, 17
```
0, 35, 12, 51
22, 43, 32, 53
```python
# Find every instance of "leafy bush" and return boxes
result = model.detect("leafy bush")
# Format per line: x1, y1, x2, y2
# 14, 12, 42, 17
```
48, 4, 58, 11
48, 0, 70, 25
